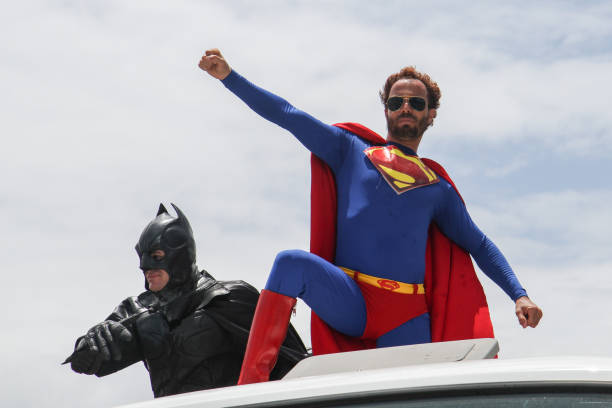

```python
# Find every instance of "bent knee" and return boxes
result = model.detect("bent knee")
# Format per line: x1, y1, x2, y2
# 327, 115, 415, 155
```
270, 249, 314, 280
266, 250, 315, 296
273, 249, 312, 270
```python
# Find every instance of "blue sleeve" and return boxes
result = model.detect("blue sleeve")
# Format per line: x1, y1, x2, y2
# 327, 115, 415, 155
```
434, 182, 528, 302
221, 70, 349, 169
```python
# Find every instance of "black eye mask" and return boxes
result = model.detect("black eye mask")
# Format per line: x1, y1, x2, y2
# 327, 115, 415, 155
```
135, 203, 197, 291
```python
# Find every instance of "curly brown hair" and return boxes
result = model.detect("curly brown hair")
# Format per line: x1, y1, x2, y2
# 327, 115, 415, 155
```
379, 67, 441, 110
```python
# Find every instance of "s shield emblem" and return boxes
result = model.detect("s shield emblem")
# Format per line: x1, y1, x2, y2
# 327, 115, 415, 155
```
364, 145, 439, 194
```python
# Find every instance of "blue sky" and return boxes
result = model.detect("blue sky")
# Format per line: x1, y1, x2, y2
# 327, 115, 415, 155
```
2, 1, 611, 406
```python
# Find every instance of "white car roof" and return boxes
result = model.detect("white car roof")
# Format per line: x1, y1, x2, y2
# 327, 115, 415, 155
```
116, 339, 612, 408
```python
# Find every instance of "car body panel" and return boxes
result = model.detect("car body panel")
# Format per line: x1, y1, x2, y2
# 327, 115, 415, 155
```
116, 339, 612, 408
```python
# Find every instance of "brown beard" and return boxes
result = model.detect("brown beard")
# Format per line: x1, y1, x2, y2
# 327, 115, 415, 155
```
387, 113, 428, 141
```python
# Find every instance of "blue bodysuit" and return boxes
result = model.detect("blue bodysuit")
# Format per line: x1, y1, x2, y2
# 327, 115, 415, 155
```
222, 70, 527, 347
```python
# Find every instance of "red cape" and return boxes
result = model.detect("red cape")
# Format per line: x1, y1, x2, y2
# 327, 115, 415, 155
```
309, 122, 494, 355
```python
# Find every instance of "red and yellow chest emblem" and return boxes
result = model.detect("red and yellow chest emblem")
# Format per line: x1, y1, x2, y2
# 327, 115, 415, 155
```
364, 145, 439, 194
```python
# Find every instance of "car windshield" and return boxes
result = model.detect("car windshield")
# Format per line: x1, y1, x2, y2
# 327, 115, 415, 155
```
316, 393, 612, 408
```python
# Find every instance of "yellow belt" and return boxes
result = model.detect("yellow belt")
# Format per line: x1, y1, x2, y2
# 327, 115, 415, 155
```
340, 267, 425, 295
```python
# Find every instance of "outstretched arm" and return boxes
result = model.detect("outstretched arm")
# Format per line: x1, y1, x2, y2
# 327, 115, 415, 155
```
434, 185, 543, 329
198, 49, 349, 169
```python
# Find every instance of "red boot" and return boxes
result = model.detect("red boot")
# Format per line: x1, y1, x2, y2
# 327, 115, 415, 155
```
238, 289, 296, 385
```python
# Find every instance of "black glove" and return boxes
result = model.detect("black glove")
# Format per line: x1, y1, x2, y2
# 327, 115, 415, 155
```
70, 321, 133, 375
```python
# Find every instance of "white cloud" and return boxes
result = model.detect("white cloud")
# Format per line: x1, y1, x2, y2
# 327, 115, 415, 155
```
480, 261, 612, 359
469, 189, 612, 266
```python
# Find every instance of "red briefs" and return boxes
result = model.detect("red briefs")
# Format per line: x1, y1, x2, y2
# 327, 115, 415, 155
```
343, 269, 428, 340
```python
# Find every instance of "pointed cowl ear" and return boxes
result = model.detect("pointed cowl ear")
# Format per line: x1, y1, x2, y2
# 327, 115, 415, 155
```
157, 203, 169, 216
171, 203, 193, 235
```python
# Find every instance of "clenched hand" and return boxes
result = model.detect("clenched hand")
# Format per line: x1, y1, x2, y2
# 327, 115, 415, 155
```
198, 48, 231, 80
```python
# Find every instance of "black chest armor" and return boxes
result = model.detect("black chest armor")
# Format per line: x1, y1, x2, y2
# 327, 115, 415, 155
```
99, 273, 306, 397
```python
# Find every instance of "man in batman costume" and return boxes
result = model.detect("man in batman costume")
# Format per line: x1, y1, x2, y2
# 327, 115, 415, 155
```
65, 203, 307, 398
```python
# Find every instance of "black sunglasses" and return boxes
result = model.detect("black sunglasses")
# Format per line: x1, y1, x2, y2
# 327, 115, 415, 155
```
386, 96, 427, 112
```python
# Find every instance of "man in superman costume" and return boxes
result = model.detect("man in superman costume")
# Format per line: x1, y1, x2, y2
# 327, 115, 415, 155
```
198, 49, 543, 385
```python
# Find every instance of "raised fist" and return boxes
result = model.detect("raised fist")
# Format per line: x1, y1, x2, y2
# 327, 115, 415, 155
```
198, 48, 231, 80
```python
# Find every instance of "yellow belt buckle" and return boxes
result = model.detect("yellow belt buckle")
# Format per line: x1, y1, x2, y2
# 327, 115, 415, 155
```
340, 267, 424, 294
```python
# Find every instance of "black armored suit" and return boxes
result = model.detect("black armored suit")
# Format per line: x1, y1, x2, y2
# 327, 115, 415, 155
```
67, 204, 307, 397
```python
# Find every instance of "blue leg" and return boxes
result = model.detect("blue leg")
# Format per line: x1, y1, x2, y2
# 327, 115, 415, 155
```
265, 249, 367, 337
376, 313, 431, 348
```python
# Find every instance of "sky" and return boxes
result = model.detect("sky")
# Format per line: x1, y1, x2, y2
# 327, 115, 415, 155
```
2, 1, 611, 406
